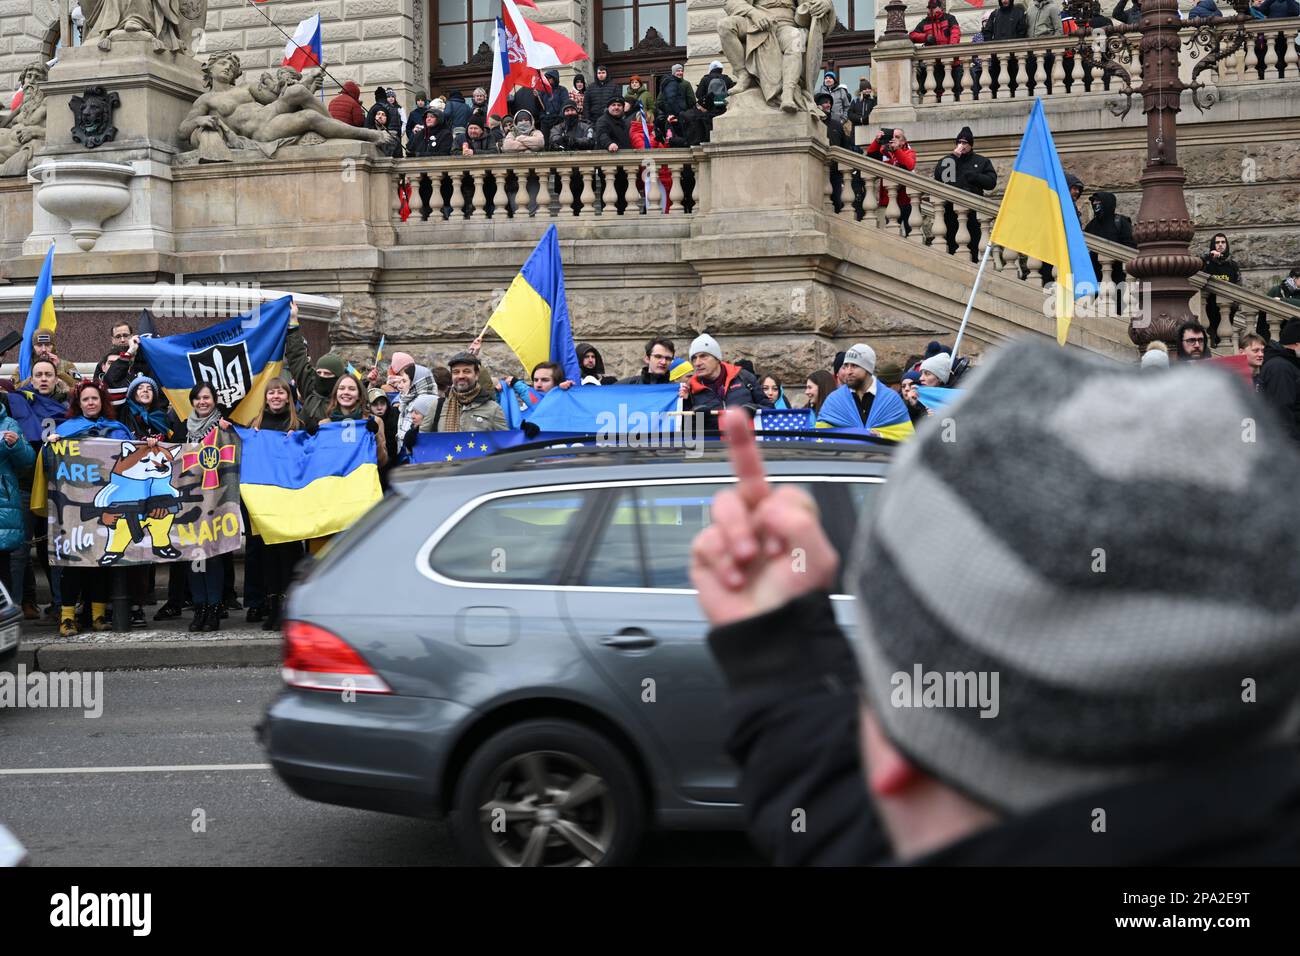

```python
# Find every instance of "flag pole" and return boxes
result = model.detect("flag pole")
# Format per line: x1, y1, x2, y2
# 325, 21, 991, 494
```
951, 239, 993, 361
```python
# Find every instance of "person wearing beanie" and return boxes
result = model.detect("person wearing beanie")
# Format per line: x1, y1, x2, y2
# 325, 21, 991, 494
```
693, 341, 1300, 865
695, 60, 735, 115
1257, 318, 1300, 439
457, 111, 498, 155
404, 89, 430, 140
815, 343, 914, 440
118, 374, 172, 440
503, 109, 545, 152
656, 63, 696, 122
625, 73, 655, 117
934, 126, 997, 262
284, 302, 348, 423
832, 350, 849, 384
24, 329, 81, 399
1139, 340, 1169, 371
365, 86, 394, 129
329, 80, 366, 128
387, 351, 435, 398
918, 352, 953, 386
680, 333, 772, 419
819, 71, 852, 125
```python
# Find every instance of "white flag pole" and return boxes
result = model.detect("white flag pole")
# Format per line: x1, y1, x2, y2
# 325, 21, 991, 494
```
951, 240, 993, 361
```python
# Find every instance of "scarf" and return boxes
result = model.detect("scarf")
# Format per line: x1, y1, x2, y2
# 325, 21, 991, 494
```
329, 406, 365, 422
186, 407, 222, 441
442, 383, 481, 432
258, 407, 295, 432
126, 398, 171, 436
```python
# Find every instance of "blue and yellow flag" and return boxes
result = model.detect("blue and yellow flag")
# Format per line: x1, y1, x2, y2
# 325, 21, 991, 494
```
19, 242, 57, 382
138, 296, 292, 426
816, 384, 915, 441
236, 422, 382, 544
486, 225, 582, 384
991, 99, 1098, 346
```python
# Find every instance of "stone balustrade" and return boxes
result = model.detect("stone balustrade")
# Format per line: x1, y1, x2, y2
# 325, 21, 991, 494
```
823, 144, 1300, 350
389, 149, 702, 224
875, 16, 1300, 108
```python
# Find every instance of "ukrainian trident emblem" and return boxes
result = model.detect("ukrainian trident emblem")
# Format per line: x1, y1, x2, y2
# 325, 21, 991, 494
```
183, 428, 236, 490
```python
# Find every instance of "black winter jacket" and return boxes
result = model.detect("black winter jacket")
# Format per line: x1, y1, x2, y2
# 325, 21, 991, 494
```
985, 1, 1029, 40
549, 115, 595, 150
933, 132, 998, 195
1257, 342, 1300, 440
594, 113, 632, 151
584, 78, 621, 122
710, 591, 1300, 865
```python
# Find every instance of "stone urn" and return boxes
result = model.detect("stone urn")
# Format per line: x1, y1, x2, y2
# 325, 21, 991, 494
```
30, 160, 135, 251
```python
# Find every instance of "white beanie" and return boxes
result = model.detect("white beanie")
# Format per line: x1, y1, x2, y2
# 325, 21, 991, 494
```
842, 342, 876, 375
409, 394, 436, 418
689, 333, 723, 363
919, 352, 953, 385
709, 60, 724, 71
1140, 346, 1170, 371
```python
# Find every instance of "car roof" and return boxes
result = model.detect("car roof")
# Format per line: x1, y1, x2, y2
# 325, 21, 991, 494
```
389, 438, 892, 495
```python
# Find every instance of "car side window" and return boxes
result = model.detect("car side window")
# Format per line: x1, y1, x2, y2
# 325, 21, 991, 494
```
429, 491, 589, 585
636, 483, 731, 590
582, 491, 645, 588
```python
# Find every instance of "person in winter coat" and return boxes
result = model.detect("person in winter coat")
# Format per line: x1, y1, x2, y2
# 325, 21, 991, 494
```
575, 343, 618, 386
568, 74, 587, 118
538, 70, 572, 139
549, 101, 594, 150
910, 0, 963, 98
627, 100, 675, 209
443, 90, 472, 134
867, 127, 917, 234
679, 334, 773, 421
693, 344, 1300, 867
1258, 320, 1300, 440
847, 79, 876, 129
1201, 233, 1242, 348
0, 395, 35, 603
933, 126, 997, 260
1111, 0, 1141, 25
594, 98, 632, 152
328, 80, 366, 127
1084, 191, 1135, 300
984, 0, 1029, 95
584, 66, 620, 122
656, 64, 696, 121
245, 377, 307, 629
1189, 0, 1222, 15
404, 90, 430, 140
117, 375, 171, 440
370, 108, 403, 157
285, 303, 347, 424
456, 113, 500, 155
365, 87, 394, 129
387, 352, 435, 398
621, 338, 677, 385
502, 109, 545, 152
319, 375, 388, 468
409, 107, 452, 156
695, 61, 735, 115
625, 74, 656, 117
431, 352, 507, 432
53, 381, 133, 637
818, 72, 853, 125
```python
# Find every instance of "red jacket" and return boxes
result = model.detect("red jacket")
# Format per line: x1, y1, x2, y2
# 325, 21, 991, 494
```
866, 139, 918, 210
629, 118, 675, 209
909, 9, 961, 46
328, 81, 366, 128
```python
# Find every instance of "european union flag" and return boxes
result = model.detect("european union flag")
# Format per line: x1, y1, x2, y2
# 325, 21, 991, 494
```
411, 431, 532, 464
755, 407, 816, 440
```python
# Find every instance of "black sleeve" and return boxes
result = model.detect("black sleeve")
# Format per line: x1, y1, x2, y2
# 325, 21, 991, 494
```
102, 354, 135, 389
708, 592, 891, 866
1257, 364, 1300, 439
972, 157, 997, 192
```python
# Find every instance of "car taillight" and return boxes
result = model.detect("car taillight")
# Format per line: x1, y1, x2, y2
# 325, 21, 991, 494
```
281, 621, 392, 695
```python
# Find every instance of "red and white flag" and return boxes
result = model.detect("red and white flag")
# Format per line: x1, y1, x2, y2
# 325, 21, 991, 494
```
283, 13, 323, 71
487, 0, 588, 119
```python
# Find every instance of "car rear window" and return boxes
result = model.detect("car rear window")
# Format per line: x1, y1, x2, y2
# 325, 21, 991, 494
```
429, 490, 589, 584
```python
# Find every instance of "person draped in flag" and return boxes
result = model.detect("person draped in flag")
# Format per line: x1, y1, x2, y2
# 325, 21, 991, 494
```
815, 343, 915, 441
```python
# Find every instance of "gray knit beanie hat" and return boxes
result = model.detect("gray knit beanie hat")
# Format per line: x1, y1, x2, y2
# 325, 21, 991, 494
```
848, 341, 1300, 814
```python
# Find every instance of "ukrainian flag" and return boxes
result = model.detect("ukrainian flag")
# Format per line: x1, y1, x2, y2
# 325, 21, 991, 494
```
236, 422, 382, 544
19, 242, 56, 382
138, 296, 291, 426
990, 99, 1098, 346
486, 225, 583, 384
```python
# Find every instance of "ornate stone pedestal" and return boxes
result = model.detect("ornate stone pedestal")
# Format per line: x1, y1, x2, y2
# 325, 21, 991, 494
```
24, 34, 205, 255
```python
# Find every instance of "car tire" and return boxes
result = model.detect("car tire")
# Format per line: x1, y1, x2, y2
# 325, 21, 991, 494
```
451, 719, 646, 867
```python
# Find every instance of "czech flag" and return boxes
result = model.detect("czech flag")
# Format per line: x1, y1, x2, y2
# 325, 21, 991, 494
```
19, 242, 56, 383
237, 422, 382, 544
487, 225, 583, 385
283, 13, 323, 72
488, 0, 587, 118
990, 99, 1097, 346
138, 296, 292, 426
816, 384, 915, 442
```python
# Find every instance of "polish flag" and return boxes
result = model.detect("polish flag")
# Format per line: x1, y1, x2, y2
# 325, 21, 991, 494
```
283, 13, 323, 71
487, 0, 588, 118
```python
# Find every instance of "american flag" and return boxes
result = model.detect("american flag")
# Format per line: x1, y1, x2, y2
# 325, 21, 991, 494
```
755, 407, 818, 441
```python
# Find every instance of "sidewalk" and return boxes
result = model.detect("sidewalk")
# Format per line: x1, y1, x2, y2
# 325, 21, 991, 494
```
7, 612, 282, 672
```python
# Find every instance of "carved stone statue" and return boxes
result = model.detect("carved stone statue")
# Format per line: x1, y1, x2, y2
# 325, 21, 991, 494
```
0, 63, 49, 177
82, 0, 208, 54
177, 55, 397, 162
717, 0, 837, 114
71, 87, 121, 148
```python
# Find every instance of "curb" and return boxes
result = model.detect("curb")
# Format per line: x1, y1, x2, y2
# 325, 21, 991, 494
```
7, 638, 281, 672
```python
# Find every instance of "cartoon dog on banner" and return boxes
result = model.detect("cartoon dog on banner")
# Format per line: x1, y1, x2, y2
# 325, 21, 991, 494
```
93, 441, 185, 566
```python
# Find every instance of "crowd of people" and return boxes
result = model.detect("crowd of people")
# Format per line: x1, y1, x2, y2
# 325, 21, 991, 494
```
325, 61, 739, 161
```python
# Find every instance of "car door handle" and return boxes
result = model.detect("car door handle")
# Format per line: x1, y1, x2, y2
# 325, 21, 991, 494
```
598, 629, 657, 650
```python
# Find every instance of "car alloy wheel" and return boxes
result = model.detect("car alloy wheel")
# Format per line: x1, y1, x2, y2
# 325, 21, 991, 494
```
479, 750, 615, 867
452, 719, 646, 867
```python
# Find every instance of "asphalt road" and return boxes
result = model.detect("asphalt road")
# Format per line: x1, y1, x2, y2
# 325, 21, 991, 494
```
0, 667, 762, 867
